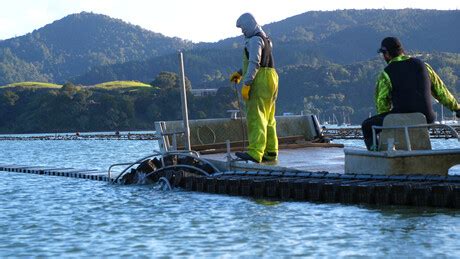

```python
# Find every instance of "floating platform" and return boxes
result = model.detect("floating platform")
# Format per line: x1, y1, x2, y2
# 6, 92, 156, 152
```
110, 147, 460, 208
2, 148, 460, 208
152, 168, 460, 208
0, 132, 159, 141
2, 115, 459, 209
0, 164, 108, 181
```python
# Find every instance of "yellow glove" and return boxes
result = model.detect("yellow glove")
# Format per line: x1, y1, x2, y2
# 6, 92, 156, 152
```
241, 85, 251, 101
230, 71, 242, 84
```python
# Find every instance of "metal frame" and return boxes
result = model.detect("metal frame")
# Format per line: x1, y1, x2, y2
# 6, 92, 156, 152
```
108, 151, 163, 181
108, 150, 220, 183
372, 123, 460, 151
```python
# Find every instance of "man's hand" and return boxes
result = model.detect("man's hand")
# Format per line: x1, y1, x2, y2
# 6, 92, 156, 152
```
230, 72, 242, 84
241, 85, 251, 100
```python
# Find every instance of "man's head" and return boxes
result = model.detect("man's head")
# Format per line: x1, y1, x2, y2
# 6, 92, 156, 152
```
378, 37, 404, 63
236, 13, 259, 38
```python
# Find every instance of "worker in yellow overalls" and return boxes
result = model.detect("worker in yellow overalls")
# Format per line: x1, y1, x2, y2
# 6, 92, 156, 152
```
230, 13, 279, 163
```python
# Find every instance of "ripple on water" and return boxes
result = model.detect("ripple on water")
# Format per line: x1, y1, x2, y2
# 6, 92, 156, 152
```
1, 139, 460, 256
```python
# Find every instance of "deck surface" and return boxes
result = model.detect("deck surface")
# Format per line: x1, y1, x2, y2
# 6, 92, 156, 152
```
202, 147, 346, 173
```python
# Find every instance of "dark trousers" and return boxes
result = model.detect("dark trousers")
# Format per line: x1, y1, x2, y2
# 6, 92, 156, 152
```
361, 112, 391, 150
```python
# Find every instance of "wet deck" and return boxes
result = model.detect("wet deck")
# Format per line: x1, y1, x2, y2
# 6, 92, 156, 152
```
202, 147, 345, 174
203, 146, 460, 176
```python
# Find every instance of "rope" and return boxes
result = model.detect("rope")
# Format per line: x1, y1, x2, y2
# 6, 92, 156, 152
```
196, 125, 216, 145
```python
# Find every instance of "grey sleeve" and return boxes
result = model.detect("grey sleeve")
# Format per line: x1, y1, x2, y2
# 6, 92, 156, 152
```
242, 36, 264, 86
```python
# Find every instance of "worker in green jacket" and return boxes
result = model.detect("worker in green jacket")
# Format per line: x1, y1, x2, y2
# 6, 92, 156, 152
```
230, 13, 279, 163
362, 37, 460, 150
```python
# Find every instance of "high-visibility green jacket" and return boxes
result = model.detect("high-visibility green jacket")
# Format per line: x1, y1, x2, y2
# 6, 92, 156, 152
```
375, 55, 460, 114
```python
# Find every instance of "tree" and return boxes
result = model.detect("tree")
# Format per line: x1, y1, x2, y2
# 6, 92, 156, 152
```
2, 90, 19, 105
150, 71, 191, 91
61, 82, 79, 98
303, 97, 321, 116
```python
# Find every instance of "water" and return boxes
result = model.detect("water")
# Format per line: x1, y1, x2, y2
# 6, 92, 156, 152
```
1, 138, 460, 257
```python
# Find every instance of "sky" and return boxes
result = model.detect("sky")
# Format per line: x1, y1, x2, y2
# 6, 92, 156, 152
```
0, 0, 459, 43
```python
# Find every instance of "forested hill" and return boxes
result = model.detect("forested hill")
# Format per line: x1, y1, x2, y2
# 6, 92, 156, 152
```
0, 12, 193, 85
203, 9, 460, 63
2, 9, 460, 86
1, 9, 460, 133
72, 9, 460, 86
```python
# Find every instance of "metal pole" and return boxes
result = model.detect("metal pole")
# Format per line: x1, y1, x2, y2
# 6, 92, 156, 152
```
441, 105, 444, 123
404, 126, 412, 151
178, 52, 191, 151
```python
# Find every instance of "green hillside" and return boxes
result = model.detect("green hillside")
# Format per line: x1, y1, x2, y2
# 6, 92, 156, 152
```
0, 12, 193, 85
0, 76, 237, 133
1, 9, 459, 133
94, 81, 153, 90
71, 9, 460, 88
0, 81, 62, 89
210, 9, 460, 63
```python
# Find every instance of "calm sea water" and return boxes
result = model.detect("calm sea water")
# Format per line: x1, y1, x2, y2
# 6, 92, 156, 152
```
0, 138, 459, 257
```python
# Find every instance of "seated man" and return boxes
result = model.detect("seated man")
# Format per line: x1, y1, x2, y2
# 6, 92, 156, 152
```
362, 37, 460, 150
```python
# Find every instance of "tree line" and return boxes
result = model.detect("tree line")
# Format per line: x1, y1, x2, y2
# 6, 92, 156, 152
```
1, 51, 458, 134
0, 72, 238, 133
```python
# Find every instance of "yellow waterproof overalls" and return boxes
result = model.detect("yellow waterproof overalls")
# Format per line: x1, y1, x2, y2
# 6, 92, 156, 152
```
242, 44, 279, 162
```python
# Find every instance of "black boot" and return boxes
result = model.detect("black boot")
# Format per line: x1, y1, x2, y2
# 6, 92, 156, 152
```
235, 152, 259, 163
262, 152, 278, 162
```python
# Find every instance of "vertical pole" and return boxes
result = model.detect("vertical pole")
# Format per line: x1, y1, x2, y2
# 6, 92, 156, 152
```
178, 52, 191, 151
160, 122, 170, 152
441, 105, 444, 123
404, 126, 412, 151
371, 126, 377, 150
225, 140, 232, 162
